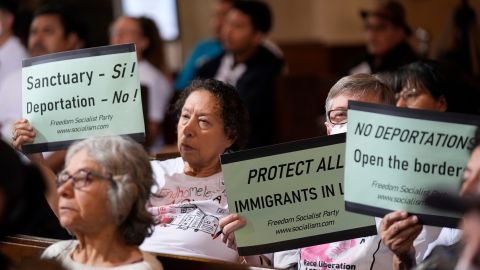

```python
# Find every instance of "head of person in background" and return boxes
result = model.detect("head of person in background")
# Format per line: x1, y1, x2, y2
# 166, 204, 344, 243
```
212, 0, 234, 39
361, 0, 411, 59
28, 2, 86, 57
0, 140, 46, 240
222, 0, 272, 62
41, 136, 162, 269
173, 79, 249, 175
0, 0, 18, 44
324, 73, 395, 135
394, 60, 480, 114
110, 16, 169, 77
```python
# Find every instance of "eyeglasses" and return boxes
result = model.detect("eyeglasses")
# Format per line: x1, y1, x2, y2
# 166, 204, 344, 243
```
327, 108, 348, 125
56, 169, 115, 189
395, 88, 423, 102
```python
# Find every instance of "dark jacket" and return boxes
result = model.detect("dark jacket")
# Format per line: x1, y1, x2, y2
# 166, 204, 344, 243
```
351, 42, 418, 74
197, 45, 284, 148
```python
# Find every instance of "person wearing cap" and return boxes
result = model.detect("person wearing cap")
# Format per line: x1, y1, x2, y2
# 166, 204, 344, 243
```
196, 0, 284, 149
349, 0, 418, 75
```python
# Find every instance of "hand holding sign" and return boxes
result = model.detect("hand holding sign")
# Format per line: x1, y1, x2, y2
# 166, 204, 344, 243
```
22, 44, 145, 153
379, 211, 422, 261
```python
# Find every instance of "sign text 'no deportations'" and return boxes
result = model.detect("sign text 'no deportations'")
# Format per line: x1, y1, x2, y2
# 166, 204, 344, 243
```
220, 134, 376, 256
345, 101, 480, 228
22, 44, 145, 153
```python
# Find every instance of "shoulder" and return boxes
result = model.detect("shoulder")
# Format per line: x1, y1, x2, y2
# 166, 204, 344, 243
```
3, 36, 27, 56
139, 61, 168, 82
151, 157, 184, 176
248, 45, 284, 72
141, 252, 164, 270
41, 240, 76, 259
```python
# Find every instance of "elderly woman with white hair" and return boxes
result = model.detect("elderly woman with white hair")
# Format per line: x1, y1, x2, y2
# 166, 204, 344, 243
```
12, 135, 163, 269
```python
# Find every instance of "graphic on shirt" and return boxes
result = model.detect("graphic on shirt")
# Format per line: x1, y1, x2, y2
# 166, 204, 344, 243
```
149, 204, 221, 236
299, 240, 360, 270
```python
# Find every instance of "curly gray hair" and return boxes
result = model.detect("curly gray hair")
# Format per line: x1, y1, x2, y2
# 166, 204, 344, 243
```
65, 136, 154, 245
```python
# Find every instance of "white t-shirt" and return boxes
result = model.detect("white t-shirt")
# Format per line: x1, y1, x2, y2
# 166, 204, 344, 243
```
0, 36, 27, 83
0, 70, 21, 141
138, 60, 171, 123
292, 218, 462, 270
138, 60, 172, 152
41, 240, 163, 270
140, 157, 238, 262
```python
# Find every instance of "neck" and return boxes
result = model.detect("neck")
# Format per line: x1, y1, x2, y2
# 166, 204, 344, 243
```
73, 227, 142, 267
0, 33, 11, 47
233, 45, 258, 64
184, 161, 221, 177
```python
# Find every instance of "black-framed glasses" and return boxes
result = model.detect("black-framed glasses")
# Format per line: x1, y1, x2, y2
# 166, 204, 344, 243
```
395, 88, 422, 102
56, 169, 115, 189
327, 108, 348, 125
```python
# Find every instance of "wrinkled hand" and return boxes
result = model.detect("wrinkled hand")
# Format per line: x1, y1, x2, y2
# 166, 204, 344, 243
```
11, 119, 36, 151
380, 210, 422, 259
219, 214, 246, 250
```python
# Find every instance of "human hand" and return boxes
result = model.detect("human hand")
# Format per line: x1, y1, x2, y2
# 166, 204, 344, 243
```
380, 210, 422, 259
11, 119, 36, 151
218, 213, 246, 250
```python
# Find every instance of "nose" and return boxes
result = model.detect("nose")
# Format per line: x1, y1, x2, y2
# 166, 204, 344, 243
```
396, 97, 407, 108
181, 118, 196, 138
57, 178, 75, 197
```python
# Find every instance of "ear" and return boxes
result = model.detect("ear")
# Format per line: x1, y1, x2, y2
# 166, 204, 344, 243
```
252, 31, 263, 46
3, 12, 14, 30
66, 32, 81, 50
137, 36, 149, 54
436, 95, 447, 112
325, 122, 333, 136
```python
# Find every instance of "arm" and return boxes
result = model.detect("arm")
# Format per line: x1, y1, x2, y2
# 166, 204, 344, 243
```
12, 119, 59, 216
380, 211, 422, 270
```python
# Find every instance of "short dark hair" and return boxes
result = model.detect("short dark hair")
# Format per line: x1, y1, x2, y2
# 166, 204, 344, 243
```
397, 60, 480, 114
232, 0, 272, 33
33, 2, 87, 42
0, 0, 17, 15
174, 79, 250, 151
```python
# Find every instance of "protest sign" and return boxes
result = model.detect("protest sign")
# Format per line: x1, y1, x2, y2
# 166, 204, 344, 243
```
220, 134, 376, 255
345, 101, 480, 227
22, 44, 144, 153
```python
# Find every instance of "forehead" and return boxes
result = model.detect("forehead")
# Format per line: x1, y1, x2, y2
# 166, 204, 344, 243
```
31, 14, 64, 31
66, 149, 99, 172
112, 17, 140, 30
330, 91, 381, 109
228, 9, 252, 25
183, 90, 220, 113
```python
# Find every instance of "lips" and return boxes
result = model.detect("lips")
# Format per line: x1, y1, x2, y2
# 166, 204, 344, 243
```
180, 143, 196, 152
58, 206, 77, 212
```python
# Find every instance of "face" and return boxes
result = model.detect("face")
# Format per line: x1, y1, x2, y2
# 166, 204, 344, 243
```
396, 85, 447, 112
212, 1, 233, 37
221, 9, 261, 55
365, 15, 405, 56
110, 17, 148, 54
461, 146, 480, 196
325, 92, 382, 135
28, 15, 76, 57
57, 150, 115, 234
177, 90, 233, 171
0, 9, 13, 36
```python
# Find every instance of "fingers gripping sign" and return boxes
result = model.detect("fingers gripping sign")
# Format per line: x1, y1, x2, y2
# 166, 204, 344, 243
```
12, 119, 36, 151
219, 213, 246, 250
380, 210, 422, 265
